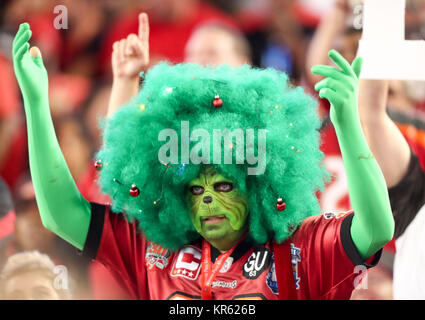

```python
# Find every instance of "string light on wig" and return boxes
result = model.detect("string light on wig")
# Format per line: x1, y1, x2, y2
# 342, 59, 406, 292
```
177, 162, 187, 176
113, 178, 123, 185
153, 162, 172, 206
164, 87, 175, 95
112, 178, 141, 198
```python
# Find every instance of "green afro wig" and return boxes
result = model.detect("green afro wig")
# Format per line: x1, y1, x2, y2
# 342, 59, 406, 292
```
97, 62, 328, 250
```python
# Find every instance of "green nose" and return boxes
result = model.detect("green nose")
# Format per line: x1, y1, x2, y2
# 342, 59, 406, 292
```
203, 196, 213, 204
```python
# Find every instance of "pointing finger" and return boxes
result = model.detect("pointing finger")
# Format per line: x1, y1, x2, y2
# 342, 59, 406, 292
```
138, 13, 149, 45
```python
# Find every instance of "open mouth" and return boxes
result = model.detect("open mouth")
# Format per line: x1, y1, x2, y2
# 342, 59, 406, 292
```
201, 215, 227, 224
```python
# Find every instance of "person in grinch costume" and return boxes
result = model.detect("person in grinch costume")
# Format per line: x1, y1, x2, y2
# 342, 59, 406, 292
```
13, 22, 393, 300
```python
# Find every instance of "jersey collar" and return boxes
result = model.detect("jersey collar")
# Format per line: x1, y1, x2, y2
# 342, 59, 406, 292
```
209, 235, 254, 262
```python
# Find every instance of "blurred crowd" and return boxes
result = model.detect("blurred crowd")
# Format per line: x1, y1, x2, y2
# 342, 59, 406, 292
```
0, 0, 424, 300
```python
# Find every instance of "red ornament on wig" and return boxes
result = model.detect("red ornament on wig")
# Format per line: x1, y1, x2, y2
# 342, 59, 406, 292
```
213, 95, 223, 108
276, 198, 286, 211
130, 184, 140, 197
94, 160, 103, 171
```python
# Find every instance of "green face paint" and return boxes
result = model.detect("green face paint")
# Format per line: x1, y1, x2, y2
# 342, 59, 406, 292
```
187, 167, 249, 249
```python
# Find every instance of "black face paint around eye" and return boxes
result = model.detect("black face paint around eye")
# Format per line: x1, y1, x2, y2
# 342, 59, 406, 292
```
191, 186, 205, 195
214, 182, 233, 192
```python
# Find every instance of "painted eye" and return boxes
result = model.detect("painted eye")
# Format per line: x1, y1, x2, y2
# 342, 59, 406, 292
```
214, 182, 233, 192
190, 186, 204, 195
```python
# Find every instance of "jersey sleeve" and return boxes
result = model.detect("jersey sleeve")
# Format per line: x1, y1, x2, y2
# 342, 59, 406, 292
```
388, 151, 425, 239
82, 202, 148, 299
290, 212, 381, 299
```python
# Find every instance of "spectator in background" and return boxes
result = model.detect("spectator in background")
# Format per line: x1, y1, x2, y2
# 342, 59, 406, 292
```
358, 78, 425, 299
55, 114, 94, 183
305, 0, 425, 212
304, 0, 396, 300
305, 0, 362, 91
184, 23, 251, 67
98, 0, 236, 74
0, 179, 92, 299
55, 0, 106, 77
0, 177, 15, 241
0, 180, 57, 261
247, 0, 307, 83
304, 0, 362, 214
107, 12, 251, 118
305, 0, 425, 299
0, 251, 71, 300
215, 0, 308, 83
0, 52, 27, 190
2, 0, 107, 78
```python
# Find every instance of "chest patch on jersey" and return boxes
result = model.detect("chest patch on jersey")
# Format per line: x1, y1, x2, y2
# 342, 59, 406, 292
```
170, 245, 202, 280
242, 247, 272, 279
266, 254, 278, 294
219, 257, 234, 273
145, 242, 171, 270
290, 243, 301, 289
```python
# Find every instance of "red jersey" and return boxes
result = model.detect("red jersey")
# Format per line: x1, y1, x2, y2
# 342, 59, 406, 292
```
83, 203, 380, 300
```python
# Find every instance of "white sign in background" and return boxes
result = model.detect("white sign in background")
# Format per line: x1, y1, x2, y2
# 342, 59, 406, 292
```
358, 0, 425, 80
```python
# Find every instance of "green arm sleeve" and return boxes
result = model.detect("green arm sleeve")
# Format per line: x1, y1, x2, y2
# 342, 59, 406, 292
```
13, 23, 91, 250
312, 50, 394, 259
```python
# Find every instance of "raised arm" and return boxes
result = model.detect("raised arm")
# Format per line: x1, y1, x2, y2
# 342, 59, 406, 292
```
107, 13, 149, 118
358, 79, 411, 188
312, 50, 394, 259
305, 0, 351, 85
13, 23, 90, 250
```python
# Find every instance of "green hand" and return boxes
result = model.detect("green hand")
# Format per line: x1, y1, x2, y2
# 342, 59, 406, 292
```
13, 23, 48, 106
311, 49, 363, 129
